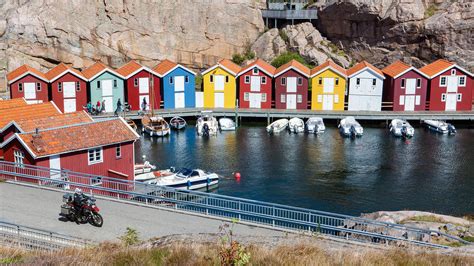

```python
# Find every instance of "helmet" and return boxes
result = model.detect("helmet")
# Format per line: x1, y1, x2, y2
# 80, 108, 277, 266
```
74, 188, 82, 193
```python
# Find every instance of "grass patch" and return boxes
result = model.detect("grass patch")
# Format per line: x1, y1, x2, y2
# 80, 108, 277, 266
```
279, 29, 289, 43
463, 214, 474, 222
401, 215, 447, 224
425, 4, 438, 18
0, 255, 23, 264
195, 74, 203, 91
271, 52, 314, 69
462, 236, 474, 242
231, 44, 255, 66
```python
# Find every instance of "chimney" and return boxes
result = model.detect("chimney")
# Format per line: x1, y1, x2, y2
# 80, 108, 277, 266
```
32, 128, 44, 153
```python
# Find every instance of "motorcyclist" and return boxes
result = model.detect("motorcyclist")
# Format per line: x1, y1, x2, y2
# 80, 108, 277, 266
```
73, 188, 89, 223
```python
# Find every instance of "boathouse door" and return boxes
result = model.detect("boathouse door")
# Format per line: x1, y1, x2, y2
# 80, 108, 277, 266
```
251, 76, 261, 92
49, 155, 61, 179
405, 95, 415, 111
445, 94, 457, 111
139, 78, 149, 110
249, 93, 261, 108
63, 82, 76, 113
174, 76, 185, 108
287, 94, 297, 109
101, 80, 114, 112
322, 95, 333, 110
24, 82, 36, 102
215, 92, 224, 108
214, 75, 225, 108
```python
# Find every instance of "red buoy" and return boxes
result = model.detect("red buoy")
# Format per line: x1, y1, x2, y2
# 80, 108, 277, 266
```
234, 172, 241, 180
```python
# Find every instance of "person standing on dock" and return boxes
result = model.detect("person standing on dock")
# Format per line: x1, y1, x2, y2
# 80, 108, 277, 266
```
115, 98, 123, 116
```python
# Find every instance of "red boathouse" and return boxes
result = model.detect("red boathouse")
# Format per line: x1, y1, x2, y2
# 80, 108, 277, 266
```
7, 65, 49, 104
116, 60, 161, 111
382, 61, 429, 111
420, 59, 473, 111
237, 59, 275, 109
273, 60, 310, 110
46, 63, 88, 113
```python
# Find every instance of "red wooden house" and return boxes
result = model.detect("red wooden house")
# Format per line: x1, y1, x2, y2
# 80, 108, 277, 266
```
237, 59, 276, 109
2, 118, 139, 182
45, 63, 88, 113
420, 59, 473, 111
7, 65, 49, 104
116, 60, 161, 111
273, 60, 310, 110
382, 60, 429, 111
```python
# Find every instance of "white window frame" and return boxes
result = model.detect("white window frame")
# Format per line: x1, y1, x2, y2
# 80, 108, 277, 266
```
458, 76, 466, 87
399, 95, 405, 105
441, 93, 446, 102
210, 75, 214, 83
253, 68, 259, 75
335, 78, 339, 86
116, 144, 121, 158
451, 69, 456, 75
298, 77, 303, 86
297, 94, 303, 103
113, 80, 117, 87
372, 79, 376, 86
36, 82, 41, 91
88, 147, 103, 165
134, 78, 138, 87
261, 93, 267, 102
416, 78, 421, 88
281, 77, 286, 85
440, 76, 447, 87
261, 76, 267, 84
18, 83, 23, 92
76, 82, 81, 92
14, 150, 25, 168
401, 78, 405, 88
356, 78, 360, 86
244, 92, 249, 101
58, 82, 62, 92
97, 80, 101, 88
169, 76, 173, 84
244, 76, 250, 84
457, 94, 462, 102
281, 94, 286, 103
318, 78, 322, 85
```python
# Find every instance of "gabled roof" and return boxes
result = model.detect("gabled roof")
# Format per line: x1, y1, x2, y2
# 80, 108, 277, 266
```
310, 60, 347, 78
116, 60, 162, 79
7, 65, 49, 84
201, 59, 241, 76
45, 63, 87, 82
237, 59, 276, 77
419, 59, 473, 78
4, 111, 93, 133
347, 61, 385, 79
12, 118, 139, 158
274, 59, 310, 78
0, 102, 61, 129
82, 62, 123, 81
153, 59, 196, 77
0, 98, 28, 111
382, 60, 429, 79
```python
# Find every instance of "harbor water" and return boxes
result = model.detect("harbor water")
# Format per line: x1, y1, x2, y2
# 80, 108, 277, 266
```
134, 124, 474, 216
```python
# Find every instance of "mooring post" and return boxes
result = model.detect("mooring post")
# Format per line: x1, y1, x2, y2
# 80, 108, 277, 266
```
267, 113, 270, 125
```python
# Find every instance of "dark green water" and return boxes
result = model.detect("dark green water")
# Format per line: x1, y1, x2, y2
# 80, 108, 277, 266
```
134, 125, 474, 216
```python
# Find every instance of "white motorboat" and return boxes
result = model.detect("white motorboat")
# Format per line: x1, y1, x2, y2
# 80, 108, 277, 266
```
288, 117, 305, 134
134, 161, 156, 175
306, 117, 325, 134
196, 111, 219, 136
170, 116, 187, 130
266, 118, 289, 133
141, 116, 170, 137
138, 168, 219, 190
339, 116, 363, 137
390, 119, 414, 138
219, 117, 236, 131
423, 120, 456, 135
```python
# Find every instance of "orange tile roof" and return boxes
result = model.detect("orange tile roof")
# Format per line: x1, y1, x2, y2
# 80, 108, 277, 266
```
310, 60, 347, 77
275, 59, 310, 77
381, 60, 412, 78
0, 98, 28, 111
82, 62, 110, 80
153, 59, 178, 76
219, 59, 241, 75
0, 102, 61, 129
18, 118, 139, 158
116, 60, 143, 77
45, 63, 85, 81
14, 111, 92, 133
7, 65, 48, 83
347, 61, 384, 77
419, 59, 454, 77
239, 59, 276, 76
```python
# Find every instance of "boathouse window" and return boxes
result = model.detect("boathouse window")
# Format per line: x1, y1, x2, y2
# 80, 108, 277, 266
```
262, 76, 267, 84
14, 150, 25, 168
116, 144, 121, 158
210, 75, 213, 83
399, 95, 405, 105
317, 95, 323, 103
18, 83, 23, 92
36, 83, 41, 91
440, 77, 447, 87
76, 82, 81, 91
58, 82, 62, 92
169, 77, 173, 84
185, 76, 189, 83
335, 78, 339, 86
401, 79, 406, 88
459, 76, 466, 86
297, 94, 303, 103
451, 69, 456, 75
261, 93, 267, 102
356, 78, 360, 86
281, 77, 286, 85
88, 147, 103, 165
457, 94, 462, 102
244, 76, 250, 84
318, 78, 322, 85
134, 78, 138, 87
334, 95, 339, 103
97, 81, 101, 88
244, 92, 249, 101
281, 94, 286, 103
372, 79, 376, 86
441, 94, 446, 102
298, 77, 303, 85
253, 68, 259, 75
113, 80, 117, 87
417, 78, 421, 88
226, 76, 229, 83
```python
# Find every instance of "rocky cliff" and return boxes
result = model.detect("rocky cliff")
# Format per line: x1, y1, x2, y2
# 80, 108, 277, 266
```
0, 0, 265, 91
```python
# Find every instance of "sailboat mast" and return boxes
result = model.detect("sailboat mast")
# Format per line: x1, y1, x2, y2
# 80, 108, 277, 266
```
150, 71, 154, 117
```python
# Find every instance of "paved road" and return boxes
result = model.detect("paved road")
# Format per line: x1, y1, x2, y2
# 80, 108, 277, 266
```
0, 183, 284, 242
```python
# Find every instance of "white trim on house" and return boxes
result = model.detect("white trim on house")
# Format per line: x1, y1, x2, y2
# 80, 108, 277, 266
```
201, 64, 238, 76
8, 72, 49, 84
274, 66, 309, 78
236, 64, 274, 78
87, 68, 125, 82
392, 67, 430, 79
48, 69, 88, 82
122, 67, 162, 79
310, 66, 347, 78
348, 67, 385, 80
160, 64, 197, 77
427, 65, 474, 79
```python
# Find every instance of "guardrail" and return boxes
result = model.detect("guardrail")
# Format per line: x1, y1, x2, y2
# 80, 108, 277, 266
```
0, 221, 90, 250
0, 161, 468, 249
262, 9, 318, 20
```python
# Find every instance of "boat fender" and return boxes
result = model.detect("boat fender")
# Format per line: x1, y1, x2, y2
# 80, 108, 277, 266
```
234, 172, 241, 181
187, 180, 192, 188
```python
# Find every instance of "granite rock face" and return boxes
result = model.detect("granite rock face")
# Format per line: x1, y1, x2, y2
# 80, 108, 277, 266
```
0, 0, 265, 90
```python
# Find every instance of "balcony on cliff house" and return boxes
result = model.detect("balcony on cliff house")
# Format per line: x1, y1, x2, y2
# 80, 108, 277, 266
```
263, 0, 318, 28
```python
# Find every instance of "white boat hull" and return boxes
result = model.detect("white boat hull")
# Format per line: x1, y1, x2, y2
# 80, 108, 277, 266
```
339, 117, 363, 137
219, 118, 236, 131
266, 119, 289, 133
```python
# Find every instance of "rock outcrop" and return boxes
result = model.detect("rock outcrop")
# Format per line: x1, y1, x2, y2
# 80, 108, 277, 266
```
0, 0, 265, 91
251, 23, 352, 67
315, 0, 474, 70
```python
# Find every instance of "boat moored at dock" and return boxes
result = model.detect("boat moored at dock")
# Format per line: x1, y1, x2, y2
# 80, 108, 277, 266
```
196, 111, 218, 136
390, 119, 414, 138
137, 168, 219, 190
423, 120, 456, 135
170, 116, 187, 130
218, 117, 236, 131
339, 116, 363, 137
266, 118, 289, 133
142, 116, 171, 137
306, 117, 325, 134
288, 117, 304, 133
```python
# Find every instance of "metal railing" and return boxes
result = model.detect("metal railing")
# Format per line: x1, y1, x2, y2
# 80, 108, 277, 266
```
0, 161, 468, 249
0, 221, 90, 250
262, 9, 318, 19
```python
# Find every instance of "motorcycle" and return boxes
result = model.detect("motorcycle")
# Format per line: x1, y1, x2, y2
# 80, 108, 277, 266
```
60, 193, 104, 227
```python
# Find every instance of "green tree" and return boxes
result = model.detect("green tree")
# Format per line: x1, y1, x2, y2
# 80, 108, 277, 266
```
271, 52, 313, 69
